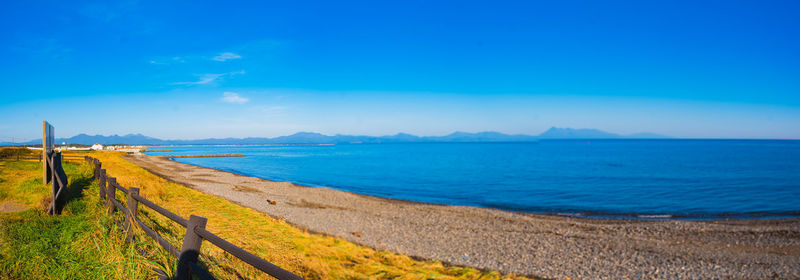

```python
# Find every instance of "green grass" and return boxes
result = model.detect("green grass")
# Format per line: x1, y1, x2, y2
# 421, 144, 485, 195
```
0, 157, 157, 280
1, 150, 531, 279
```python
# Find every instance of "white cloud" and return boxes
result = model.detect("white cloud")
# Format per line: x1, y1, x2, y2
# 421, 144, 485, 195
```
149, 56, 185, 65
213, 52, 241, 61
171, 70, 244, 85
221, 92, 249, 104
172, 73, 224, 85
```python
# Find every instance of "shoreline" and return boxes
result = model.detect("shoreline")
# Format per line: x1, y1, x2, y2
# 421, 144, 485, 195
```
165, 154, 800, 221
124, 153, 800, 279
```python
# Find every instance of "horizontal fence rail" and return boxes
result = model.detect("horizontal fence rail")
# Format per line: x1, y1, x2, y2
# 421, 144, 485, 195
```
1, 154, 85, 162
194, 227, 304, 280
84, 156, 304, 280
134, 215, 180, 257
132, 193, 189, 227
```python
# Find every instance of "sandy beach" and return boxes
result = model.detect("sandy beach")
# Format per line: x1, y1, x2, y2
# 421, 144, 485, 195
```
124, 154, 800, 279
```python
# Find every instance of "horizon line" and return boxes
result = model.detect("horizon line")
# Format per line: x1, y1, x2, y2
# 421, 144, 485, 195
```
4, 131, 800, 145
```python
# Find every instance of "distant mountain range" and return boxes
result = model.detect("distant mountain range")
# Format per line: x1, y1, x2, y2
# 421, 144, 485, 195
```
1, 127, 669, 146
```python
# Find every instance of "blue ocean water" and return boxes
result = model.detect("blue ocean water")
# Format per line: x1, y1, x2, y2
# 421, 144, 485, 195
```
145, 140, 800, 219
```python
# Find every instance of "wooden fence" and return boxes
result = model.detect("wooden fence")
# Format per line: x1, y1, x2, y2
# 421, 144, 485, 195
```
85, 156, 304, 280
36, 121, 72, 215
1, 153, 85, 162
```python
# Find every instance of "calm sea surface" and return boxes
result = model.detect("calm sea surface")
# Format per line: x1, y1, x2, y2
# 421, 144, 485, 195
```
145, 140, 800, 219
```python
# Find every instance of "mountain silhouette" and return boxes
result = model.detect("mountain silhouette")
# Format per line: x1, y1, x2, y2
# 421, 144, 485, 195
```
2, 127, 668, 145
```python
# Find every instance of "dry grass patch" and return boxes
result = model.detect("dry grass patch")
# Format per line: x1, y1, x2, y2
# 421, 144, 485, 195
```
76, 151, 530, 280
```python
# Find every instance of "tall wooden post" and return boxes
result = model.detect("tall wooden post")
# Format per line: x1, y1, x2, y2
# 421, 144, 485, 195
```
42, 121, 54, 184
49, 152, 56, 215
176, 215, 208, 280
42, 121, 48, 184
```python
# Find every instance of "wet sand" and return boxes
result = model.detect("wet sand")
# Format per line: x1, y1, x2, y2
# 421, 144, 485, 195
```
124, 154, 800, 279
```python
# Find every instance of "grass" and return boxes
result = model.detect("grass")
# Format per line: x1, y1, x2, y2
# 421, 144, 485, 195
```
1, 150, 532, 279
0, 161, 52, 207
0, 148, 34, 158
0, 157, 156, 280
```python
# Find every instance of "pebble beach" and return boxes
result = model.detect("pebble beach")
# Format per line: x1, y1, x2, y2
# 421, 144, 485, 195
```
124, 154, 800, 279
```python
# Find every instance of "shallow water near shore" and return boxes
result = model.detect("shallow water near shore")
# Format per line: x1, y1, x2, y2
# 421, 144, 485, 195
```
145, 140, 800, 219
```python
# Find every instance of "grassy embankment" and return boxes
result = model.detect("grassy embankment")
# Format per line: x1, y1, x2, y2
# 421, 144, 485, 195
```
0, 149, 156, 279
1, 148, 531, 279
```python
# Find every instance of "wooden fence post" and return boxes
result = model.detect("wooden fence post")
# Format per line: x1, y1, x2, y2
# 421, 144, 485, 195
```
176, 215, 208, 280
93, 160, 99, 180
106, 177, 117, 214
50, 152, 56, 215
99, 169, 107, 200
125, 187, 139, 243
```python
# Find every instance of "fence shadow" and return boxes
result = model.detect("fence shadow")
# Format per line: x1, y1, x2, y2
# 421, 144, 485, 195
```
53, 171, 93, 215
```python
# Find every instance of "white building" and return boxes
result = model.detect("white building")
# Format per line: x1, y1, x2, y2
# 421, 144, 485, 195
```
91, 144, 104, 150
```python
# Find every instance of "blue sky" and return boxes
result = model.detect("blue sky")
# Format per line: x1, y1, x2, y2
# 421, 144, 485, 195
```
1, 0, 799, 141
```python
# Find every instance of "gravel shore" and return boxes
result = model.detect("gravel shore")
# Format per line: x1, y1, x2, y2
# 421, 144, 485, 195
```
124, 154, 800, 279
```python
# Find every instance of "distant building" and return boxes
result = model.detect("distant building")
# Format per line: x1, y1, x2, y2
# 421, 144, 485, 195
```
91, 144, 104, 150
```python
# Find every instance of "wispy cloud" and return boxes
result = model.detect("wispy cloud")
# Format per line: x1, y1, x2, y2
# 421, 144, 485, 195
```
150, 51, 242, 65
213, 52, 241, 61
221, 92, 249, 104
172, 73, 224, 85
149, 56, 184, 65
171, 70, 245, 85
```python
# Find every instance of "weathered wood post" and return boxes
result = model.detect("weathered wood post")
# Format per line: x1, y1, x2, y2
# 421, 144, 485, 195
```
99, 169, 107, 200
125, 187, 139, 242
42, 121, 49, 184
176, 215, 208, 280
49, 153, 56, 215
50, 152, 56, 215
106, 177, 117, 214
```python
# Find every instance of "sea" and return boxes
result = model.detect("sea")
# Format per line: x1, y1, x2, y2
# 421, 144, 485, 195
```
145, 140, 800, 219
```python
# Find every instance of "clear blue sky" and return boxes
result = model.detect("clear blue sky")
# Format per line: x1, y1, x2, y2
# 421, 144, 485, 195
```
1, 0, 799, 141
